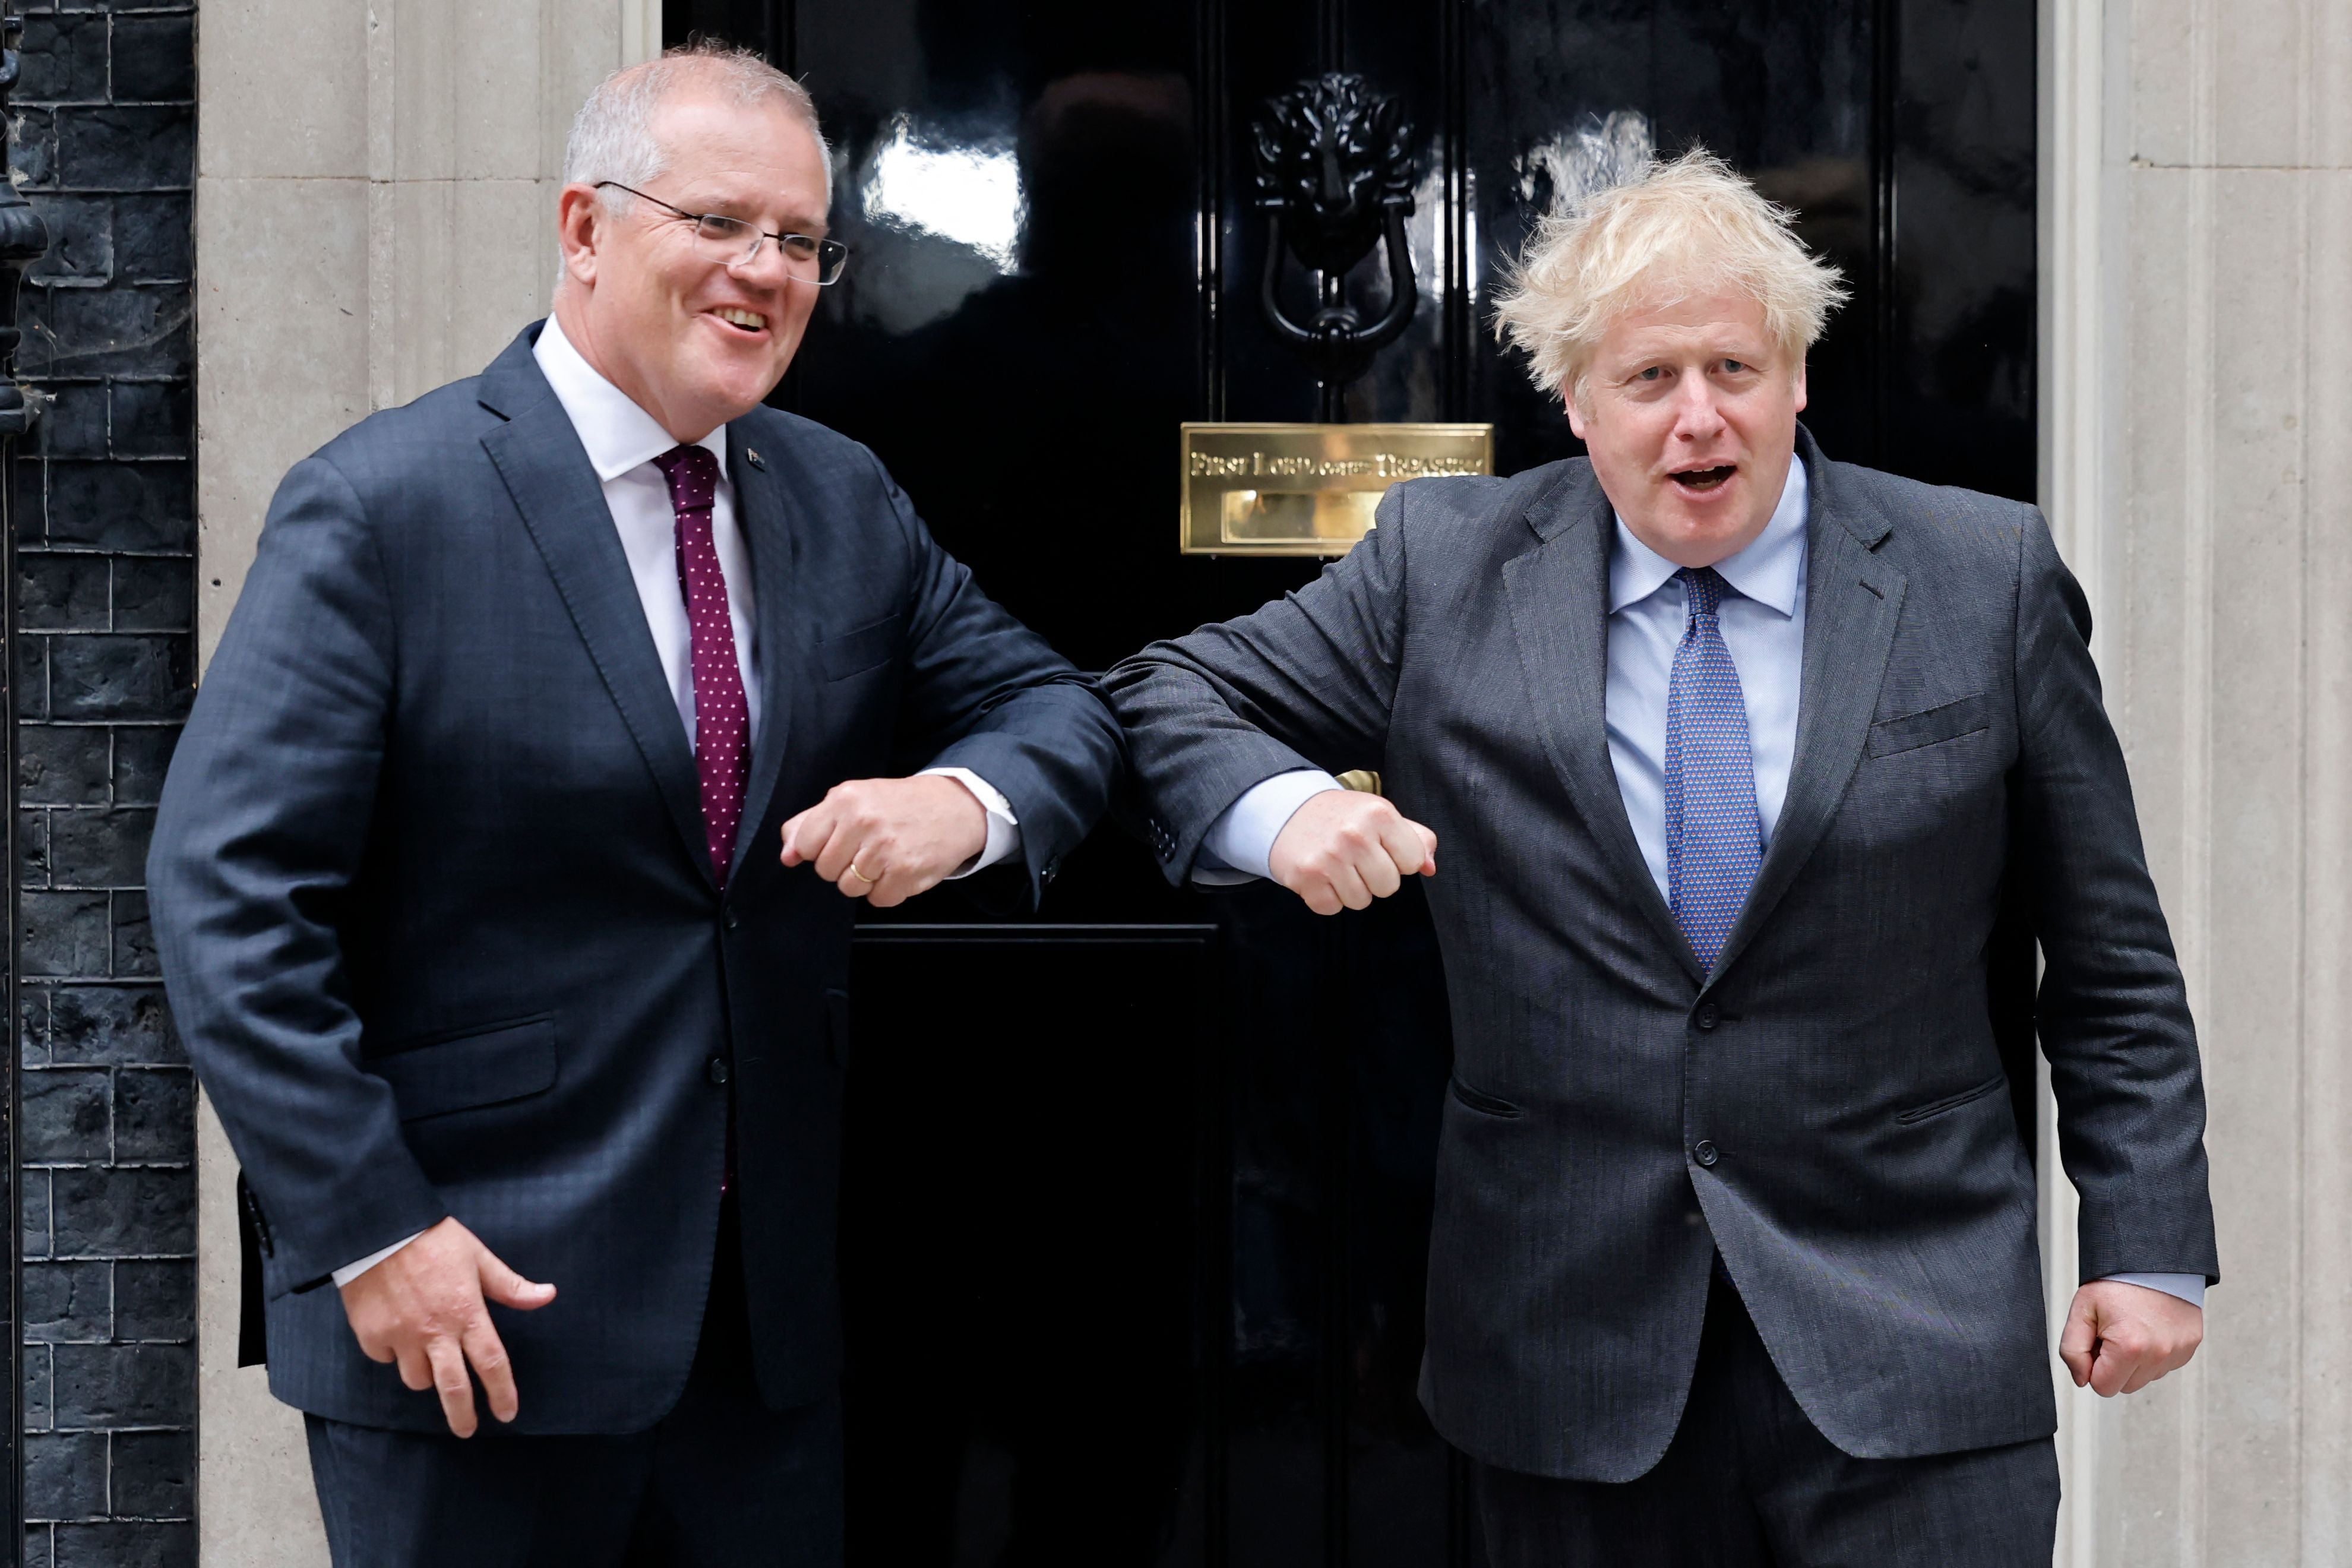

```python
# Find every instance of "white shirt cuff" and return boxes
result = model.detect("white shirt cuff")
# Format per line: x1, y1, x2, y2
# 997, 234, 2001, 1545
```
333, 1229, 428, 1289
2100, 1272, 2206, 1309
922, 767, 1020, 878
1196, 769, 1344, 884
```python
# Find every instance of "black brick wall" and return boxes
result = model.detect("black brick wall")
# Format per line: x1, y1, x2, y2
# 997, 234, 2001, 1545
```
13, 1, 198, 1564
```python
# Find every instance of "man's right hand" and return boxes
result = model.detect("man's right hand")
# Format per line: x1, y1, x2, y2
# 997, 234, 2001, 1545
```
1267, 789, 1439, 915
339, 1216, 557, 1437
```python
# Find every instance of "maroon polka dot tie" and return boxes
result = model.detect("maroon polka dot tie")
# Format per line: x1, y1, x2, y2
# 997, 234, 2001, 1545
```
653, 445, 750, 890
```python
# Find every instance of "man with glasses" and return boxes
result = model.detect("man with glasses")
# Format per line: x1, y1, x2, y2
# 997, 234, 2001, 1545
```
148, 43, 1120, 1567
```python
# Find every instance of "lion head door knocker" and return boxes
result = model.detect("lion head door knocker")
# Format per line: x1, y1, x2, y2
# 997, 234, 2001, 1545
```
1251, 72, 1418, 403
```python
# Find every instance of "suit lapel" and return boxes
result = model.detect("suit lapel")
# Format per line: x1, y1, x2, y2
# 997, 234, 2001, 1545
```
1501, 465, 1696, 978
726, 423, 802, 884
476, 329, 715, 890
1707, 437, 1905, 981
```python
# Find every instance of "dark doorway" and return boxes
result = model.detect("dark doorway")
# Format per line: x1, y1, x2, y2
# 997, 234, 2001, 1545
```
666, 2, 2036, 1563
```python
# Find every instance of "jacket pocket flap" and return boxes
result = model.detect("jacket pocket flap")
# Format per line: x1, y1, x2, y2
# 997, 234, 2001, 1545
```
371, 1017, 557, 1121
1867, 692, 1991, 758
1448, 1074, 1524, 1118
820, 614, 903, 681
1895, 1072, 2007, 1124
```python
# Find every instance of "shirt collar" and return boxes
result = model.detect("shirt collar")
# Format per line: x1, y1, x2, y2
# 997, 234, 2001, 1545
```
532, 315, 730, 486
1607, 457, 1809, 617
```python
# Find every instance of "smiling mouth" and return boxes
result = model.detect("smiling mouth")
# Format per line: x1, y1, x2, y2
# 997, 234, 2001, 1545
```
1669, 465, 1736, 493
712, 307, 768, 333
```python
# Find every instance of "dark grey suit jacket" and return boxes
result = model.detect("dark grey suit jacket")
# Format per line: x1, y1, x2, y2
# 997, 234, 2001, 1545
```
1104, 428, 2217, 1479
148, 324, 1121, 1433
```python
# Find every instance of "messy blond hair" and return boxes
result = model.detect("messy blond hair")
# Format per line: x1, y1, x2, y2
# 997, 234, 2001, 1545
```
1492, 147, 1847, 408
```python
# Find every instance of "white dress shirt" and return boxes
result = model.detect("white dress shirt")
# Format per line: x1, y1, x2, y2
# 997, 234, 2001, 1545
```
332, 319, 1019, 1288
538, 317, 763, 748
1200, 461, 2202, 1310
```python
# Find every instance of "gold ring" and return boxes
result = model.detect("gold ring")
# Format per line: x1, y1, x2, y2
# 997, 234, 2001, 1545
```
845, 862, 878, 886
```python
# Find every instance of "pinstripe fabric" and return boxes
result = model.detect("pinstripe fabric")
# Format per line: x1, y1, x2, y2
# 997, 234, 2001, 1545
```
1665, 567, 1763, 972
1472, 1273, 2059, 1564
1104, 428, 2217, 1480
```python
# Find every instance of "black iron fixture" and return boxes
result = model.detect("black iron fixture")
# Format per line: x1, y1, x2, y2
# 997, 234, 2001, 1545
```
1251, 72, 1418, 418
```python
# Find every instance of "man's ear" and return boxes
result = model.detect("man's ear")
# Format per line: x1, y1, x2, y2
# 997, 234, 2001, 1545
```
1791, 356, 1809, 415
1563, 378, 1589, 440
555, 184, 603, 289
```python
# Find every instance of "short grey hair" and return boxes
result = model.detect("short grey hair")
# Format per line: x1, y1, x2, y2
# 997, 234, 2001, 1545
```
562, 40, 830, 204
1492, 147, 1848, 409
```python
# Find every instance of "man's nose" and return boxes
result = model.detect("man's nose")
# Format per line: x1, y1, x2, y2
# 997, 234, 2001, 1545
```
1671, 377, 1728, 438
726, 236, 793, 292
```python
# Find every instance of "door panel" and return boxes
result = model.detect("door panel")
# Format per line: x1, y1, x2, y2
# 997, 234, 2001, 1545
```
665, 2, 2035, 1561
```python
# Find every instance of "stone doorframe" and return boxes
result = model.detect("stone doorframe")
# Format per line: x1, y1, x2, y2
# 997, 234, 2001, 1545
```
2037, 0, 2352, 1560
191, 4, 657, 1559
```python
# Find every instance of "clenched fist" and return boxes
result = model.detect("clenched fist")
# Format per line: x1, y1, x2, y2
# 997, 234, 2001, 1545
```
1267, 789, 1438, 915
779, 774, 988, 908
2059, 1279, 2204, 1396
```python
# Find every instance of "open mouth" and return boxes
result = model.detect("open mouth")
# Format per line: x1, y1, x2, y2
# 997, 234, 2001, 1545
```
711, 307, 769, 334
1668, 465, 1736, 494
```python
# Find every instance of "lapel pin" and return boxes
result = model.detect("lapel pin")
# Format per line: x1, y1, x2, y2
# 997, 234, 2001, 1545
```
745, 448, 766, 472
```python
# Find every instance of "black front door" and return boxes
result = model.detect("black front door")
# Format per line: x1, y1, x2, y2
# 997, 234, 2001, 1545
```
666, 4, 2035, 1562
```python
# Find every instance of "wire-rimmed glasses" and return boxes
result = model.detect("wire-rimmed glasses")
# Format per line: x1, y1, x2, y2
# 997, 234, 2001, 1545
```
596, 181, 849, 286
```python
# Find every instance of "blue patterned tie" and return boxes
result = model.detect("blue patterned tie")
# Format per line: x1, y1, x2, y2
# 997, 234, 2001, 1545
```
1665, 567, 1763, 972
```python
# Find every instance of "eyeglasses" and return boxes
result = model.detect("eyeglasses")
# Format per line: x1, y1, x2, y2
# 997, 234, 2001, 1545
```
596, 182, 850, 286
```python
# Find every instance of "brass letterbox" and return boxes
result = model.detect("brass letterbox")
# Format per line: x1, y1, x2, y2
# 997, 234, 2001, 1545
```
1180, 422, 1495, 557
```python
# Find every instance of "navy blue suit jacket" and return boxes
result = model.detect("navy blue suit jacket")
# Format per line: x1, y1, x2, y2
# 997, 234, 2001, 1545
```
149, 325, 1120, 1433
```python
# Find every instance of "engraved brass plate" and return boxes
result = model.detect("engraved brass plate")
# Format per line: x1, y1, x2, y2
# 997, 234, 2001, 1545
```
1180, 422, 1495, 556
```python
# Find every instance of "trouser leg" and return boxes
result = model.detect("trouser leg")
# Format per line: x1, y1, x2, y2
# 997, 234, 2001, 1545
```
627, 1193, 846, 1568
1719, 1275, 2059, 1568
304, 1413, 650, 1568
1472, 1264, 2059, 1568
1471, 1266, 1771, 1567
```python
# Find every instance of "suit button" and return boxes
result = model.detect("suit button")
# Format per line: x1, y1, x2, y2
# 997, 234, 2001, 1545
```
723, 909, 739, 931
1693, 1140, 1719, 1168
1694, 1003, 1719, 1031
707, 1056, 732, 1086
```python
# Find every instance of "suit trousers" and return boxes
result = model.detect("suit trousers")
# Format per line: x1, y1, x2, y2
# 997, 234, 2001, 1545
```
304, 1197, 843, 1568
1474, 1266, 2059, 1568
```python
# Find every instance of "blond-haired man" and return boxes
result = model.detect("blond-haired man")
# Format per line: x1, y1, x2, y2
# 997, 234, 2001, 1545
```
149, 44, 1118, 1566
1105, 151, 2214, 1563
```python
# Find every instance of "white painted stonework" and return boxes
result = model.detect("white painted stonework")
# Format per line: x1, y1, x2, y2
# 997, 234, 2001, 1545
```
192, 4, 659, 1558
2039, 0, 2352, 1561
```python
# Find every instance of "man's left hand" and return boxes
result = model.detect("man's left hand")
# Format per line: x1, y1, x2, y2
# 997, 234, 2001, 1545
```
780, 775, 987, 908
2060, 1279, 2204, 1396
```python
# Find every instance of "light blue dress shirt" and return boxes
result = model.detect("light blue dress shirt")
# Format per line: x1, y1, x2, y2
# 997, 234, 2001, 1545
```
1197, 460, 2200, 1308
1607, 460, 1809, 901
